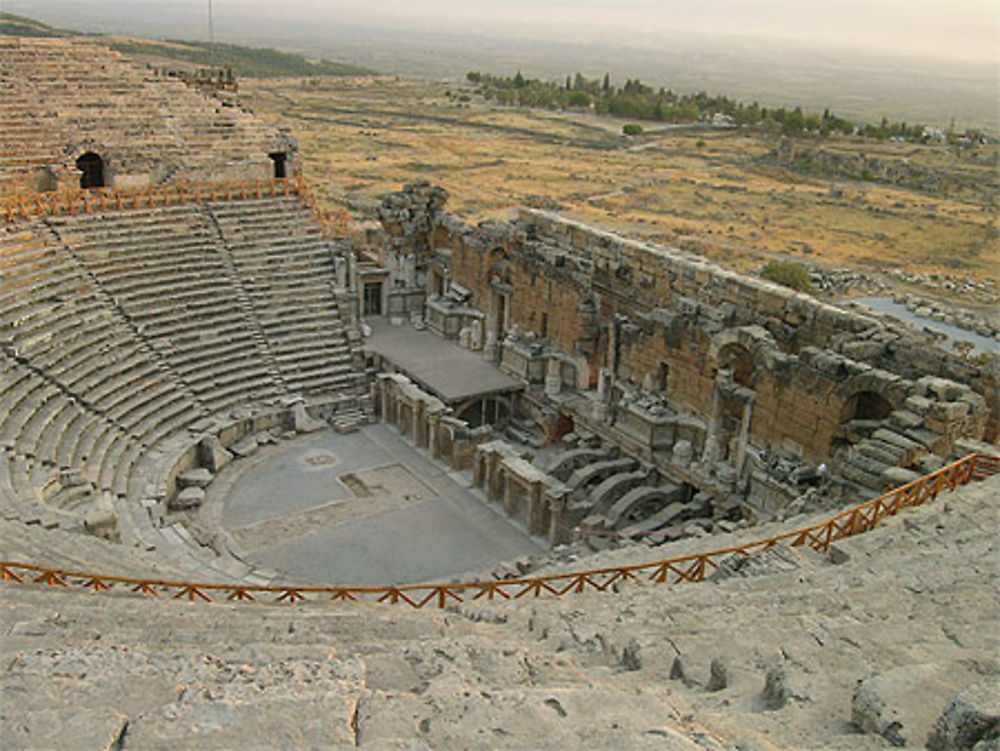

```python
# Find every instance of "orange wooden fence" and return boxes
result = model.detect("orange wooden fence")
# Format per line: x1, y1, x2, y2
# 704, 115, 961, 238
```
1, 174, 350, 238
0, 176, 305, 224
1, 453, 997, 609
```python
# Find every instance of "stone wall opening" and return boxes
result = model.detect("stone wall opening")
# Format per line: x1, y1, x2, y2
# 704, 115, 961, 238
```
717, 343, 755, 388
841, 390, 894, 423
76, 152, 105, 189
269, 152, 288, 179
363, 281, 383, 316
458, 396, 510, 429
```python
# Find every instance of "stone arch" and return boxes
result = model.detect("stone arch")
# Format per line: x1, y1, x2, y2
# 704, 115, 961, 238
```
455, 395, 512, 428
834, 373, 905, 424
75, 151, 106, 189
707, 325, 776, 385
717, 342, 755, 387
488, 247, 512, 285
839, 390, 894, 423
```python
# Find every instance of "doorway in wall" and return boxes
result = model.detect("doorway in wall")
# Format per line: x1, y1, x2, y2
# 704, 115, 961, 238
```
363, 281, 383, 316
269, 152, 288, 179
76, 152, 105, 189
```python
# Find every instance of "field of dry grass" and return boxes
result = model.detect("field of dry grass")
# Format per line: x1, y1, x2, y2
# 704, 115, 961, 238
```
242, 76, 998, 282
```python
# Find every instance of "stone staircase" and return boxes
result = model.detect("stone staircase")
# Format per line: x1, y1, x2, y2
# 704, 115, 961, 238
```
0, 475, 995, 749
0, 195, 365, 567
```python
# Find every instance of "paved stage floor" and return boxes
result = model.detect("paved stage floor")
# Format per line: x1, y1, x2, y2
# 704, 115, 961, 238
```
364, 319, 522, 403
221, 424, 545, 586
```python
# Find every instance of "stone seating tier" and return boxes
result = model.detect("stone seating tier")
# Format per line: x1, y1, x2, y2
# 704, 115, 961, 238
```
0, 193, 363, 552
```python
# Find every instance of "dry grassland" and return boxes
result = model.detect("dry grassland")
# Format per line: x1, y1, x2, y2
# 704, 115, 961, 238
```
242, 76, 998, 282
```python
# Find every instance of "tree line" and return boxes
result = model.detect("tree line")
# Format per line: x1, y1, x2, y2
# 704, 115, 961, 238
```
465, 70, 973, 143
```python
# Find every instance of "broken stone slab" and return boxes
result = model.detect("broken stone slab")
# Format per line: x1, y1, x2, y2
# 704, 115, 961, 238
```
177, 468, 213, 489
290, 402, 325, 433
873, 429, 923, 454
620, 638, 642, 672
890, 410, 924, 430
762, 666, 809, 710
926, 680, 1000, 751
880, 466, 921, 488
199, 435, 232, 473
707, 659, 729, 692
852, 665, 960, 748
229, 435, 259, 459
169, 486, 205, 511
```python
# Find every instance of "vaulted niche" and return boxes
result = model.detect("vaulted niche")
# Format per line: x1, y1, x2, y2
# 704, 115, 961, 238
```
76, 152, 105, 189
269, 152, 288, 179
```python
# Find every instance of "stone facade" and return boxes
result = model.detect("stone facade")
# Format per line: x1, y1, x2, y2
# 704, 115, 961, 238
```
375, 182, 996, 511
0, 38, 295, 196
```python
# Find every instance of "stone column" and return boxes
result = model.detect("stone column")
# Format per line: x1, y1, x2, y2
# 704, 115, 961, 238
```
546, 487, 571, 544
593, 367, 612, 422
545, 357, 562, 397
734, 396, 754, 477
414, 399, 426, 446
427, 411, 440, 459
502, 472, 517, 517
527, 482, 548, 535
703, 371, 729, 466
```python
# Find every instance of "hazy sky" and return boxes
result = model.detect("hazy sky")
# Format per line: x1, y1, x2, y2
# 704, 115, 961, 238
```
9, 0, 998, 63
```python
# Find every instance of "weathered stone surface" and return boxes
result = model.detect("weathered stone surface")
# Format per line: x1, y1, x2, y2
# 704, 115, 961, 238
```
706, 658, 728, 691
927, 681, 1000, 751
177, 468, 213, 489
230, 434, 259, 459
291, 402, 326, 433
199, 435, 232, 473
852, 665, 968, 747
169, 486, 205, 510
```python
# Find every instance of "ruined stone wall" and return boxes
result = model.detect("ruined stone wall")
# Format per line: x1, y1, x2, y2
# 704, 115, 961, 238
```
378, 184, 996, 466
0, 38, 294, 197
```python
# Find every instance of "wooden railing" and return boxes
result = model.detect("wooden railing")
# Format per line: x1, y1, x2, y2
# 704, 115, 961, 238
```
1, 453, 997, 609
1, 173, 351, 238
0, 176, 306, 224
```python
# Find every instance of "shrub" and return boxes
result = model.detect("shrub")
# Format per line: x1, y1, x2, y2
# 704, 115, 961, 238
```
622, 123, 644, 136
760, 261, 813, 293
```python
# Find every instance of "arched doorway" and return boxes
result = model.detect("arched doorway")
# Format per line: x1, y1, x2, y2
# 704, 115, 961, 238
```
456, 396, 510, 429
76, 152, 105, 189
717, 342, 755, 388
840, 390, 894, 423
268, 152, 288, 179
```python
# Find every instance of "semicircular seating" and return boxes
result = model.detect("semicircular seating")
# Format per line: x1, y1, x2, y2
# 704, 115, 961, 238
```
0, 194, 364, 578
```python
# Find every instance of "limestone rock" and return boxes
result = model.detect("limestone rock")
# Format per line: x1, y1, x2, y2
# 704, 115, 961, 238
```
177, 468, 213, 489
620, 638, 642, 672
199, 435, 232, 473
291, 402, 325, 433
169, 486, 205, 511
761, 666, 809, 710
230, 434, 259, 459
852, 664, 960, 747
707, 659, 729, 692
670, 656, 689, 684
927, 680, 1000, 751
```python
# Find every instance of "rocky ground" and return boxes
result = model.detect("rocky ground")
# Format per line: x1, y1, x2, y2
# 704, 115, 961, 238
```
1, 476, 998, 749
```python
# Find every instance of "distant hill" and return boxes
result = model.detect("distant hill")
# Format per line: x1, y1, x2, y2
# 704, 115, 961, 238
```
0, 12, 376, 77
0, 12, 66, 37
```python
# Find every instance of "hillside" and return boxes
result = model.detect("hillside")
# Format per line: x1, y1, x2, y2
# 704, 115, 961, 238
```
242, 76, 1000, 293
0, 12, 375, 77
